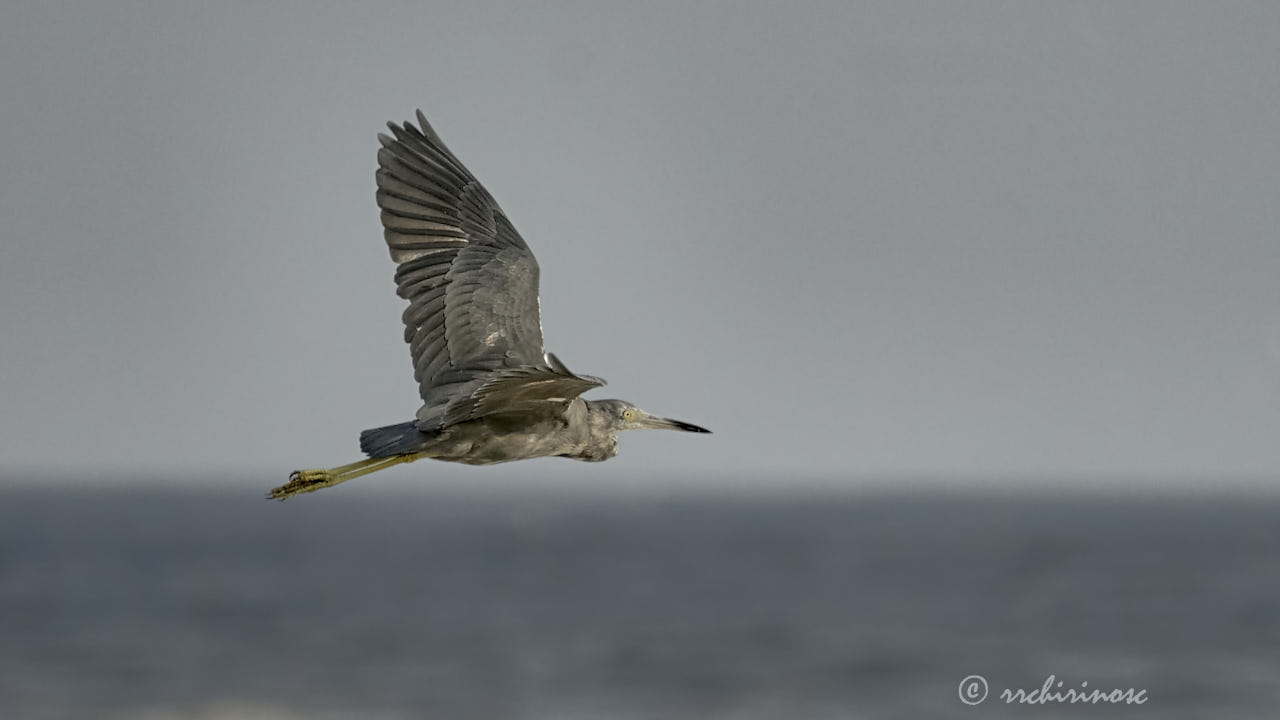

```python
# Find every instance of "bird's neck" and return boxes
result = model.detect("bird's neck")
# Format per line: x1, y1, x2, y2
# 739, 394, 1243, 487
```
570, 399, 619, 462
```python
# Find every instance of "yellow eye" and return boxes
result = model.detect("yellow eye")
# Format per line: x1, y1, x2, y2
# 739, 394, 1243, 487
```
623, 409, 636, 421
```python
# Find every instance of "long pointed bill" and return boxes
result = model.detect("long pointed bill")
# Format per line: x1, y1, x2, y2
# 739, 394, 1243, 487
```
636, 412, 712, 433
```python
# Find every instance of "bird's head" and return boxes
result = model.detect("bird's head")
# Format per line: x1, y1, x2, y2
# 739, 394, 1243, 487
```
586, 399, 711, 435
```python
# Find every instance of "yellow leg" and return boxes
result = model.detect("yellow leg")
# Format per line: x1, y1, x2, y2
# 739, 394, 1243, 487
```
267, 453, 426, 500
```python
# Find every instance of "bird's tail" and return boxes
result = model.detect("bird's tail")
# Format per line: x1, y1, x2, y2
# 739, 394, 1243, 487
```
359, 420, 425, 458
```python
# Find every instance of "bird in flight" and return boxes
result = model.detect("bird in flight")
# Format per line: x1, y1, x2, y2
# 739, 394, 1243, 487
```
269, 111, 709, 500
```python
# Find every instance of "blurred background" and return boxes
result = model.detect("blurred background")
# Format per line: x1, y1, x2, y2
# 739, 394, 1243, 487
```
1, 1, 1278, 717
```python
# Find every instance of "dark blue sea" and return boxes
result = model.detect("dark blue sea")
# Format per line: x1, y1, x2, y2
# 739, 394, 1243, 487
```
2, 481, 1278, 719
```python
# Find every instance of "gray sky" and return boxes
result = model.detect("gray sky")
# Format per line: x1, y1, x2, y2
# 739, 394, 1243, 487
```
2, 2, 1278, 487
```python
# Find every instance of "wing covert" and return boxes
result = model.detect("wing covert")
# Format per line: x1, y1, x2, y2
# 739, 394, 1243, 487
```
419, 359, 606, 429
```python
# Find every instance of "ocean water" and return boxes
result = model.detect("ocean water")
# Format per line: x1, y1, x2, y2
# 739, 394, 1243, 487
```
1, 482, 1278, 719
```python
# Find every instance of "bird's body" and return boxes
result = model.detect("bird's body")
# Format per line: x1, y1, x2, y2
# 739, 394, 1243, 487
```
360, 397, 617, 466
270, 112, 708, 500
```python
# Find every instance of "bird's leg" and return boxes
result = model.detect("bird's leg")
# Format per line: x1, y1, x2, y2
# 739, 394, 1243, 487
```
267, 453, 426, 500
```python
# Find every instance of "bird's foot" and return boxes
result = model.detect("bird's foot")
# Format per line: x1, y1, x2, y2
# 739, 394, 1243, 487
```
267, 469, 335, 501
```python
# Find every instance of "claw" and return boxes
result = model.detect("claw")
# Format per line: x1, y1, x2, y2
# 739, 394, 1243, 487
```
267, 469, 335, 500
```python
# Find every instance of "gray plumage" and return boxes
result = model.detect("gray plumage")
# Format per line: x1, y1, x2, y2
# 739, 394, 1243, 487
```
270, 111, 708, 499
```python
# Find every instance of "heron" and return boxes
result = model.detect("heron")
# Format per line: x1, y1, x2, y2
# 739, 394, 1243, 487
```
269, 111, 710, 500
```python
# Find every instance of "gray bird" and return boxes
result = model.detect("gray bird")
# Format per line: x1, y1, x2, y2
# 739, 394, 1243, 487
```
270, 111, 709, 500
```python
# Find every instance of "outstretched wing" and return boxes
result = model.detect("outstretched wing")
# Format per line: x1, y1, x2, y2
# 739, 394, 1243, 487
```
376, 111, 602, 429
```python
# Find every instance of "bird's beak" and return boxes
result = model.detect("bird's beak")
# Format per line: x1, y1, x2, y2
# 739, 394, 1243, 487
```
636, 412, 712, 434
